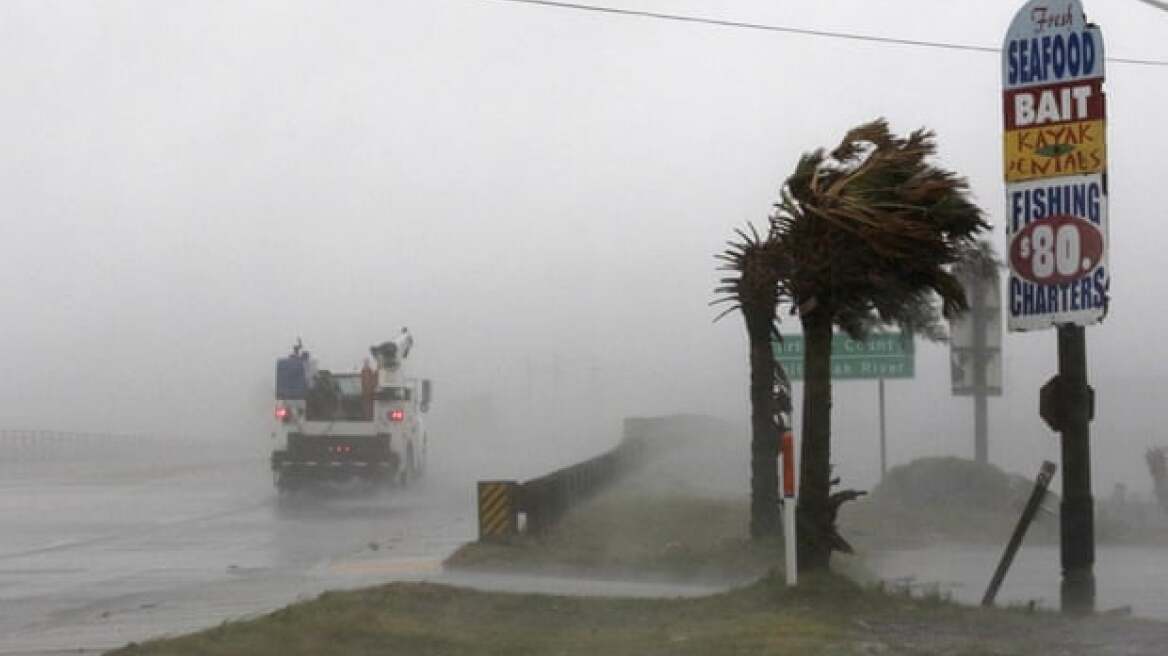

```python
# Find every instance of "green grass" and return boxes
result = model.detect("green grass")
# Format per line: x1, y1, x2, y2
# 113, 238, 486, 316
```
108, 572, 1144, 656
446, 491, 782, 581
104, 574, 951, 656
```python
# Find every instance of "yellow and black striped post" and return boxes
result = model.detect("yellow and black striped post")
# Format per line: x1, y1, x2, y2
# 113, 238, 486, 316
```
477, 480, 518, 541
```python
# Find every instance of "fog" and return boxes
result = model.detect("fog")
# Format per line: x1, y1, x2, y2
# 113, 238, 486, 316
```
3, 0, 1168, 494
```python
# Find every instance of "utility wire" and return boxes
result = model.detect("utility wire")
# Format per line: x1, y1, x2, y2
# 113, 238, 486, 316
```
1135, 0, 1168, 11
487, 0, 1168, 68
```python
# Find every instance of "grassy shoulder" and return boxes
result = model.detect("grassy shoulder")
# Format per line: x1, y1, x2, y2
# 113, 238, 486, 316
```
446, 489, 782, 582
107, 577, 844, 656
106, 572, 1167, 656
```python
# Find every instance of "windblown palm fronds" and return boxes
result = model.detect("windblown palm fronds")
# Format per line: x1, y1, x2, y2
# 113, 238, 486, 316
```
772, 118, 989, 339
713, 223, 783, 327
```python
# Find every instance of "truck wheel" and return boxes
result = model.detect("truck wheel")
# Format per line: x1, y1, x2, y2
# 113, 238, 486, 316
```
400, 444, 416, 488
275, 470, 298, 495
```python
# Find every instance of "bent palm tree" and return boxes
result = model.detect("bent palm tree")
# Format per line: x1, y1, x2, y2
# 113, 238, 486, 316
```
771, 119, 988, 570
713, 224, 782, 538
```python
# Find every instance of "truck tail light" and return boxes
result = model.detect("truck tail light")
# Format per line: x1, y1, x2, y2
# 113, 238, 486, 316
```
389, 409, 405, 422
275, 405, 289, 421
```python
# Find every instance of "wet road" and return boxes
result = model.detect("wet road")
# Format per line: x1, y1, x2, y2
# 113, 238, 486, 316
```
0, 457, 476, 655
0, 446, 726, 656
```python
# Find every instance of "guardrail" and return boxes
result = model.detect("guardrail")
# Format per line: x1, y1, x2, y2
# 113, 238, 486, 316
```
520, 433, 649, 536
0, 429, 237, 467
477, 414, 719, 541
1, 430, 147, 463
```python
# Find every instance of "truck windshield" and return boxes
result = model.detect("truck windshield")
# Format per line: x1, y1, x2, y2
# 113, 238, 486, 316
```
377, 387, 412, 401
306, 374, 371, 421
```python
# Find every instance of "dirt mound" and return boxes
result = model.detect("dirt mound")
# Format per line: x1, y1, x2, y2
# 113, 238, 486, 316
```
875, 457, 1044, 513
840, 457, 1059, 549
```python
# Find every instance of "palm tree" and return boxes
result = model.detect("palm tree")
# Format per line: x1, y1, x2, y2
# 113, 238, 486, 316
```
770, 119, 988, 570
713, 224, 783, 539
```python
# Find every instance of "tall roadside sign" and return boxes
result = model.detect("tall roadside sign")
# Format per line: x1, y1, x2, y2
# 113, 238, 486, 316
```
1004, 2, 1108, 329
1003, 0, 1106, 614
950, 264, 1003, 465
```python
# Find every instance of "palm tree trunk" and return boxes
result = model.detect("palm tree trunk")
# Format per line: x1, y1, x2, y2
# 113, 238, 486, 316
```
747, 311, 780, 539
797, 308, 833, 569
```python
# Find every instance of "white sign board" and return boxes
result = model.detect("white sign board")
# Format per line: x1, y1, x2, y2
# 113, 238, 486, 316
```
951, 350, 1003, 397
950, 282, 1003, 351
1002, 0, 1108, 332
950, 277, 1004, 396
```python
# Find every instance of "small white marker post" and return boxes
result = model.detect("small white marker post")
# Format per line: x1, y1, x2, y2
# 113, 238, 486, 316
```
781, 429, 797, 586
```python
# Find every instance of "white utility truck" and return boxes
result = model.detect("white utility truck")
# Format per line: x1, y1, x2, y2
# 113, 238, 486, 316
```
270, 329, 431, 492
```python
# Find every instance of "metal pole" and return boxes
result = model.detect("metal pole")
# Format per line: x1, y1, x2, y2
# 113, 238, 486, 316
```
878, 377, 886, 479
784, 497, 797, 585
972, 274, 989, 464
974, 392, 988, 463
983, 461, 1057, 607
781, 430, 797, 586
1058, 324, 1095, 614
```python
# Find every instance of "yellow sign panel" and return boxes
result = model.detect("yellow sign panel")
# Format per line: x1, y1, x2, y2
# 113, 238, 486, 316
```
477, 480, 517, 541
1003, 119, 1105, 183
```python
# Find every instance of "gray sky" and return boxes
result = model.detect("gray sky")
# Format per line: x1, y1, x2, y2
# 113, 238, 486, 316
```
2, 0, 1167, 491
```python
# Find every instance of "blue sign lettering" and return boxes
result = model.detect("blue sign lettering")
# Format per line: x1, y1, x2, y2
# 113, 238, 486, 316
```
1009, 266, 1108, 318
1006, 30, 1098, 85
1009, 180, 1102, 232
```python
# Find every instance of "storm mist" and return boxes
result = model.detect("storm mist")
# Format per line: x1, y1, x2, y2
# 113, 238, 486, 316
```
2, 0, 1168, 497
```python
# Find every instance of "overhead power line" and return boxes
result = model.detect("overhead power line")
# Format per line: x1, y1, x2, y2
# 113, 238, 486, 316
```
487, 0, 1168, 68
1135, 0, 1168, 11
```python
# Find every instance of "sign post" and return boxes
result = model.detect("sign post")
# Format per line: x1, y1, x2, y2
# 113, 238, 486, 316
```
781, 430, 797, 586
1003, 0, 1107, 614
878, 377, 886, 478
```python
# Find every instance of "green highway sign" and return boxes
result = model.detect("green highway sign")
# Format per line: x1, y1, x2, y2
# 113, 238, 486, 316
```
773, 332, 914, 380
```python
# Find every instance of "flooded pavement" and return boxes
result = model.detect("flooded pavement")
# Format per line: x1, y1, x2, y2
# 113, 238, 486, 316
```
866, 543, 1168, 620
0, 458, 476, 655
0, 453, 724, 656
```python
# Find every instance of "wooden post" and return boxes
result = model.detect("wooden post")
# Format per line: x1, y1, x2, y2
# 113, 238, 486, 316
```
1058, 325, 1096, 614
982, 461, 1056, 607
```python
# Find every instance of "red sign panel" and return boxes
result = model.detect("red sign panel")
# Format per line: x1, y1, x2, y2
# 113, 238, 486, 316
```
1008, 213, 1105, 286
1003, 78, 1104, 131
